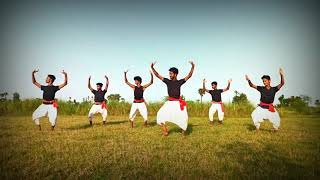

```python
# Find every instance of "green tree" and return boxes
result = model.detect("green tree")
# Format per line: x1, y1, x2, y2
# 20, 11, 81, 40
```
108, 94, 122, 102
232, 91, 249, 104
13, 92, 20, 101
198, 88, 206, 103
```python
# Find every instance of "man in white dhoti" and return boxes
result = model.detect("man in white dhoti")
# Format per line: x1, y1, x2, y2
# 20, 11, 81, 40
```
124, 70, 153, 128
202, 78, 232, 126
32, 69, 68, 131
151, 61, 195, 136
246, 68, 285, 132
88, 75, 109, 126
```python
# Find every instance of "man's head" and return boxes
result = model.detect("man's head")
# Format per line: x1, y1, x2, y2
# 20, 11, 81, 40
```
96, 83, 103, 90
169, 67, 179, 80
134, 76, 142, 86
261, 75, 271, 86
46, 74, 56, 84
211, 81, 217, 89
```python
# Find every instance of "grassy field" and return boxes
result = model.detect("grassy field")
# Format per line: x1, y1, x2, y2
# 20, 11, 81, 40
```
0, 115, 319, 179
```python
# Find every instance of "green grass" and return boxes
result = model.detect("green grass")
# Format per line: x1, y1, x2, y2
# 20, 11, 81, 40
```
0, 115, 319, 179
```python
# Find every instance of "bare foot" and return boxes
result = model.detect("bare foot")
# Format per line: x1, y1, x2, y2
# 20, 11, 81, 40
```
51, 126, 55, 131
144, 121, 148, 127
38, 125, 41, 131
161, 124, 168, 136
182, 130, 187, 136
89, 120, 93, 126
103, 121, 106, 126
130, 121, 134, 128
210, 121, 214, 127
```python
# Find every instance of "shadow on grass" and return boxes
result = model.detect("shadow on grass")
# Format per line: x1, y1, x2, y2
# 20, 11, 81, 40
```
63, 124, 92, 130
245, 123, 256, 131
217, 141, 308, 179
168, 124, 193, 135
107, 120, 128, 125
245, 123, 278, 133
63, 120, 128, 130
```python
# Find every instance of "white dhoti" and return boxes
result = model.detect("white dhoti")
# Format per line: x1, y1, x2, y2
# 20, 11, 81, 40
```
157, 101, 188, 130
32, 104, 57, 126
129, 102, 148, 122
209, 103, 224, 121
251, 106, 280, 130
88, 104, 108, 121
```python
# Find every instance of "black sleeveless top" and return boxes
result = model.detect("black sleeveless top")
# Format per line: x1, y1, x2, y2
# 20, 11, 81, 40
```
134, 86, 144, 100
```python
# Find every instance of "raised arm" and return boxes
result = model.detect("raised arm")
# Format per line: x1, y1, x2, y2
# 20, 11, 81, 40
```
151, 61, 164, 81
184, 61, 195, 81
104, 75, 109, 91
223, 79, 232, 92
58, 70, 68, 89
124, 70, 135, 89
88, 76, 93, 91
143, 71, 154, 90
245, 75, 257, 89
32, 69, 41, 88
277, 68, 285, 89
202, 79, 209, 93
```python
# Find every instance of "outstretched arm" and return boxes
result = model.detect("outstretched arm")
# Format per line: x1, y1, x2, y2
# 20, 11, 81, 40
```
223, 79, 232, 92
202, 79, 209, 93
184, 61, 195, 81
32, 69, 41, 88
88, 76, 94, 91
143, 71, 154, 90
104, 75, 109, 91
277, 68, 285, 89
124, 70, 135, 89
151, 61, 164, 81
58, 70, 68, 89
245, 75, 257, 89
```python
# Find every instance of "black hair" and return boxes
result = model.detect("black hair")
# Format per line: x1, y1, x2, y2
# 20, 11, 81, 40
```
169, 67, 179, 74
47, 74, 56, 82
134, 76, 142, 83
261, 75, 271, 80
96, 83, 103, 87
211, 81, 217, 86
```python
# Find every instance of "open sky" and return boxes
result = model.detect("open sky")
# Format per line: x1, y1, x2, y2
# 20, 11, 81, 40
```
1, 0, 319, 104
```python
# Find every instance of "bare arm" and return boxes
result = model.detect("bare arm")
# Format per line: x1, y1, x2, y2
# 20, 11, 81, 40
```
104, 75, 109, 91
277, 68, 285, 89
184, 61, 195, 81
245, 75, 257, 89
143, 71, 154, 90
32, 69, 41, 88
151, 61, 164, 81
124, 70, 135, 89
58, 70, 68, 89
88, 76, 93, 91
202, 79, 209, 93
223, 79, 232, 92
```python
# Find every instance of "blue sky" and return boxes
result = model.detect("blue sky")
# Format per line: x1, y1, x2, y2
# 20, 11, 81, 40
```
1, 1, 319, 104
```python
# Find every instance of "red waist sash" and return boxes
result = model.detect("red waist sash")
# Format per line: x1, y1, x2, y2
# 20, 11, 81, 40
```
259, 102, 275, 112
168, 96, 187, 111
43, 100, 58, 109
133, 99, 145, 103
95, 101, 107, 109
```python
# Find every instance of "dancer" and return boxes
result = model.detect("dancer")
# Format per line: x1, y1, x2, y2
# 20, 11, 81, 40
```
32, 69, 68, 130
246, 68, 285, 132
88, 75, 109, 126
151, 61, 195, 136
124, 70, 153, 128
203, 78, 232, 126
